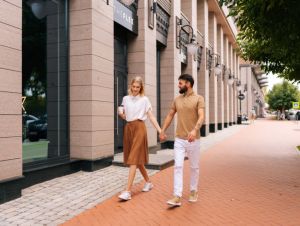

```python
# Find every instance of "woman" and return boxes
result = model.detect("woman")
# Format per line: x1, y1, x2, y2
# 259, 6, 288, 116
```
118, 76, 162, 201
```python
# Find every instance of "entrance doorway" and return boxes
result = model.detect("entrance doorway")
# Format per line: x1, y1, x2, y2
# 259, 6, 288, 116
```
114, 25, 128, 154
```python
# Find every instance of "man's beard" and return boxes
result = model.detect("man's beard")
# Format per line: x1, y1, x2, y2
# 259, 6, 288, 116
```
179, 85, 188, 94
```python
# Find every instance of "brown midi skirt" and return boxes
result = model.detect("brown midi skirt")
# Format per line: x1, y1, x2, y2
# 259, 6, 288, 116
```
123, 120, 148, 165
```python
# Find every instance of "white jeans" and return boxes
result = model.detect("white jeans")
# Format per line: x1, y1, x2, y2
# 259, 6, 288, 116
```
173, 138, 201, 197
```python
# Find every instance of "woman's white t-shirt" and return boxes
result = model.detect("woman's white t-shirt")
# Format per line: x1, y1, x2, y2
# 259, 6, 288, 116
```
121, 95, 152, 122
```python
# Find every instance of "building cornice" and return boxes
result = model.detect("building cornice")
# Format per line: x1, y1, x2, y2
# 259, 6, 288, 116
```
207, 0, 238, 49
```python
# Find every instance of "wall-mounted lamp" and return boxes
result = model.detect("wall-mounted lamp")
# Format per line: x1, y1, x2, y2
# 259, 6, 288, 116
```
213, 54, 222, 77
196, 46, 204, 70
206, 48, 213, 73
243, 85, 247, 96
228, 74, 235, 85
207, 50, 222, 78
27, 0, 61, 19
177, 19, 199, 55
150, 1, 157, 13
26, 0, 48, 19
148, 0, 157, 29
236, 80, 243, 91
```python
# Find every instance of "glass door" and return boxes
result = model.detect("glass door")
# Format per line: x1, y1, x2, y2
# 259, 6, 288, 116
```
114, 33, 128, 153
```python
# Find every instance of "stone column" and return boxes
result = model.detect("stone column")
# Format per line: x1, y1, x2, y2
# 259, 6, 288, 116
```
197, 0, 209, 137
217, 24, 224, 130
181, 0, 198, 91
223, 35, 229, 128
0, 0, 22, 202
232, 50, 237, 123
208, 12, 217, 133
228, 42, 233, 125
127, 0, 158, 147
240, 65, 251, 116
69, 0, 114, 161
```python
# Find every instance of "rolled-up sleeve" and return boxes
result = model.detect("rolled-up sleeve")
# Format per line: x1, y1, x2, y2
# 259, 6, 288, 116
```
197, 96, 205, 110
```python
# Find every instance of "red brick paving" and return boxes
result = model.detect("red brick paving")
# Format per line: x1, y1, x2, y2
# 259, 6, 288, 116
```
63, 120, 300, 225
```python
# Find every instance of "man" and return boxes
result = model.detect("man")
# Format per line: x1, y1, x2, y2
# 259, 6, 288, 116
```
160, 74, 205, 207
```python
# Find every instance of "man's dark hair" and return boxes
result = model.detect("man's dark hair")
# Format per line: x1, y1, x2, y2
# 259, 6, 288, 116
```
178, 74, 194, 87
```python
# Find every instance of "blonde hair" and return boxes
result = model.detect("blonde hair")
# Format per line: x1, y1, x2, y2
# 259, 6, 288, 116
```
128, 76, 145, 96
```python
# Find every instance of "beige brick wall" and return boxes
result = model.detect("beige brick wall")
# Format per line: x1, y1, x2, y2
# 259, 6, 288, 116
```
232, 50, 237, 121
228, 43, 233, 123
208, 12, 217, 131
240, 66, 249, 115
217, 25, 224, 127
0, 0, 22, 181
181, 0, 197, 89
159, 0, 182, 140
197, 0, 209, 135
223, 35, 229, 124
127, 0, 158, 146
69, 0, 114, 160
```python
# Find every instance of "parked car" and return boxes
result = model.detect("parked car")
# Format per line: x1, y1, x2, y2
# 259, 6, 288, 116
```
22, 114, 39, 141
28, 114, 47, 142
286, 110, 299, 120
296, 111, 300, 120
242, 114, 248, 121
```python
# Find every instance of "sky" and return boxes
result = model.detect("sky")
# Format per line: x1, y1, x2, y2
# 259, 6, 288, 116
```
266, 73, 300, 91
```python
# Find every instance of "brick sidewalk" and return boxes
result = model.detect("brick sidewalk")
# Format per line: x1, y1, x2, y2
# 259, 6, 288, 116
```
0, 121, 243, 226
63, 120, 300, 226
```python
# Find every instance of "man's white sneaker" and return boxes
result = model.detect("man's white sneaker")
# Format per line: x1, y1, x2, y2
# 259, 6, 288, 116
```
118, 191, 131, 201
142, 182, 154, 192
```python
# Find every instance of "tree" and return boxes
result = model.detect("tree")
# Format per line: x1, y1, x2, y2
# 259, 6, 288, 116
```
266, 81, 300, 111
219, 0, 300, 82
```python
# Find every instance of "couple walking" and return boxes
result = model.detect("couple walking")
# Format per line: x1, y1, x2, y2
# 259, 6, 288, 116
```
117, 74, 205, 207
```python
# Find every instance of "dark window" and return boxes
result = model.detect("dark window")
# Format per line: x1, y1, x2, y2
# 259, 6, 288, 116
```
22, 0, 69, 166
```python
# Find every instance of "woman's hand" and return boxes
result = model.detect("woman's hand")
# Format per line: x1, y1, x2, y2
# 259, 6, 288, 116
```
159, 131, 167, 142
119, 113, 126, 120
147, 110, 162, 134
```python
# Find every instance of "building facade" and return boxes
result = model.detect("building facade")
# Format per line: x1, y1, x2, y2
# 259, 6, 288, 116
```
240, 64, 267, 118
0, 0, 264, 203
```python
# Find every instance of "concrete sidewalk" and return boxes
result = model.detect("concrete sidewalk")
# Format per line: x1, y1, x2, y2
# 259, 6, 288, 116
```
0, 122, 244, 225
63, 120, 300, 226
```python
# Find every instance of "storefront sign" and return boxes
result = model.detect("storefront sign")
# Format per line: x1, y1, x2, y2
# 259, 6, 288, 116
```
156, 3, 170, 46
114, 0, 138, 34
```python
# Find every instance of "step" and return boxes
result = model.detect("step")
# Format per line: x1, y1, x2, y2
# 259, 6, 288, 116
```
112, 149, 174, 170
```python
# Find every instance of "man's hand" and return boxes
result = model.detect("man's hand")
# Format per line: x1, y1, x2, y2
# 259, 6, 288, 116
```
187, 129, 197, 142
159, 131, 167, 142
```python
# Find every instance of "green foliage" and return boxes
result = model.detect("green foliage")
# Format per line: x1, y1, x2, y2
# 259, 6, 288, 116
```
219, 0, 300, 82
266, 81, 300, 111
24, 96, 46, 117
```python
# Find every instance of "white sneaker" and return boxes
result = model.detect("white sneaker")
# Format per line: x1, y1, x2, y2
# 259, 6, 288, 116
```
167, 196, 182, 206
118, 191, 131, 200
142, 182, 154, 192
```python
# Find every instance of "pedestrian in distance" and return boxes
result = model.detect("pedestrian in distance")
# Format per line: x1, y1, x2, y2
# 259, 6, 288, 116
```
118, 76, 162, 201
160, 74, 205, 207
250, 107, 256, 124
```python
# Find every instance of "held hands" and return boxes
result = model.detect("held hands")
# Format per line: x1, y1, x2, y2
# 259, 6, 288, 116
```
187, 129, 197, 143
159, 131, 167, 142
